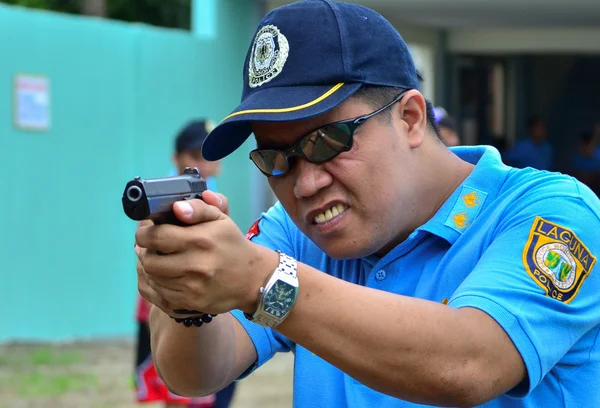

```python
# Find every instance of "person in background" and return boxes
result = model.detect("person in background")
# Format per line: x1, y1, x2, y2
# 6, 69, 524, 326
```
433, 106, 460, 146
504, 116, 554, 171
571, 128, 600, 195
594, 123, 600, 159
169, 119, 221, 191
133, 119, 224, 408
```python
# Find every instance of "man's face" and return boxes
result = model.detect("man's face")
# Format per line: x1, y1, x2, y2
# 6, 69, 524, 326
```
530, 121, 547, 142
174, 149, 221, 178
252, 93, 427, 259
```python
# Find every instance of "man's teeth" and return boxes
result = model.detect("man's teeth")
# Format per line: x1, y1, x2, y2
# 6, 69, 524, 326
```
315, 204, 347, 224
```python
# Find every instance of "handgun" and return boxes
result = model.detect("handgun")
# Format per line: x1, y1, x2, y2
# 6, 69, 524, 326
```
123, 167, 209, 321
122, 167, 207, 225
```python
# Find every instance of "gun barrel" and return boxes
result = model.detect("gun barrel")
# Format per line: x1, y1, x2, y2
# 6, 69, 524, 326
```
126, 185, 143, 202
121, 167, 207, 223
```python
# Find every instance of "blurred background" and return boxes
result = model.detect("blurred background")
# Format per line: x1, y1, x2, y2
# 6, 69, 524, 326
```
1, 0, 599, 407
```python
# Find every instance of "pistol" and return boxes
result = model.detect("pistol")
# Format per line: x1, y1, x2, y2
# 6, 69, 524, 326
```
122, 167, 207, 225
123, 167, 208, 319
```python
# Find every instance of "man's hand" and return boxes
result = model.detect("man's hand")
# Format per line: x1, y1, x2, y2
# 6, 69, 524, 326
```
134, 192, 278, 318
200, 190, 229, 216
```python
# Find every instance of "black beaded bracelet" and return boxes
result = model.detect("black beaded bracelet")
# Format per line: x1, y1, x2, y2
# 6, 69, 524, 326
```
171, 309, 217, 328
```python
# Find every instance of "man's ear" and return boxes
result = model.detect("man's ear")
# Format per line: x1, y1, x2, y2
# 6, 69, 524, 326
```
395, 90, 427, 149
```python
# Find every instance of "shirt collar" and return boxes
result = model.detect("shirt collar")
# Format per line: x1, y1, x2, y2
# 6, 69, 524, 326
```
360, 145, 511, 265
419, 145, 511, 244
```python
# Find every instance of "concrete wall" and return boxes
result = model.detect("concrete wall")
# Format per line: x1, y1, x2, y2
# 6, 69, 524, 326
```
0, 1, 262, 342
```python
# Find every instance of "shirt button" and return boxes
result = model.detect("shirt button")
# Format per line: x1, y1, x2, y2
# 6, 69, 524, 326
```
375, 269, 387, 281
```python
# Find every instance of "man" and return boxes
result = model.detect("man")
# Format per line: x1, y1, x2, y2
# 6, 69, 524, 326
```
571, 129, 600, 195
504, 117, 554, 171
134, 1, 600, 407
134, 119, 224, 408
434, 106, 460, 146
170, 120, 221, 191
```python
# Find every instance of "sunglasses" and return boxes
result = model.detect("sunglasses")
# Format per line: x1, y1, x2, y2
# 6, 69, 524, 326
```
249, 90, 410, 177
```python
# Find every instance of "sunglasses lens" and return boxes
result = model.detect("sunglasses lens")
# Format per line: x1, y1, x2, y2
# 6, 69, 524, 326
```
299, 123, 352, 162
250, 150, 289, 176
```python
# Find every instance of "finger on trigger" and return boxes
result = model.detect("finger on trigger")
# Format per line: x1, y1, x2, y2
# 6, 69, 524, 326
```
135, 223, 182, 254
140, 250, 186, 278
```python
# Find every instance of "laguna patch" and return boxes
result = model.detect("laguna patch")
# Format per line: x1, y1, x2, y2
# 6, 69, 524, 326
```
523, 216, 596, 303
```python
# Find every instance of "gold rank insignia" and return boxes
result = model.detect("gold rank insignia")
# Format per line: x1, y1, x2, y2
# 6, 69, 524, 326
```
462, 190, 481, 208
452, 212, 470, 229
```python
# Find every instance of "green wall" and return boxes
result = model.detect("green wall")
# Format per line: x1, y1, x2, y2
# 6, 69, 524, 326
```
0, 1, 262, 342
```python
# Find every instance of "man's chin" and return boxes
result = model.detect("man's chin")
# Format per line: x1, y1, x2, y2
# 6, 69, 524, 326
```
310, 236, 375, 261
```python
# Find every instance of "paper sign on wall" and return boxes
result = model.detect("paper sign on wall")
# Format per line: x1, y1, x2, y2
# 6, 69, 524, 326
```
14, 74, 51, 131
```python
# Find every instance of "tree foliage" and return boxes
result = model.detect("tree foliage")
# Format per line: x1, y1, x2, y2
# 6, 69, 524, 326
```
0, 0, 192, 29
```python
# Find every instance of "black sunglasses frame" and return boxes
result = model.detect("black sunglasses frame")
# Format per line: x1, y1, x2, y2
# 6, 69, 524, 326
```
249, 89, 410, 177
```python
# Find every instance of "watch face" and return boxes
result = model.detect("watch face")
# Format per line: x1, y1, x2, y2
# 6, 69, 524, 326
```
264, 280, 296, 318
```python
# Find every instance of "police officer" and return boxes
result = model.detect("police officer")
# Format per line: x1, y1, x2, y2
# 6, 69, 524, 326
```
134, 1, 600, 407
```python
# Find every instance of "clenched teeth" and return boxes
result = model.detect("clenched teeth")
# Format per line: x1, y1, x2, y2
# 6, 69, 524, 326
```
315, 204, 347, 224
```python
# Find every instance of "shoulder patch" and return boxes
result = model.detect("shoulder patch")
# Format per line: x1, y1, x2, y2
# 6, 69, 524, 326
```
245, 218, 262, 241
523, 216, 596, 303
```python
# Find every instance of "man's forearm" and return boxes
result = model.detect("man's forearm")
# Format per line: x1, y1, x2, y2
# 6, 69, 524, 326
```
149, 307, 240, 397
275, 263, 525, 407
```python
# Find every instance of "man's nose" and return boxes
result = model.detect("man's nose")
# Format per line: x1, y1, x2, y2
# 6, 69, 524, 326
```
293, 158, 333, 199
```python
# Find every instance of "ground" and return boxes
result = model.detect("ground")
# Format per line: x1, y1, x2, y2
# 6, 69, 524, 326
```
0, 339, 293, 408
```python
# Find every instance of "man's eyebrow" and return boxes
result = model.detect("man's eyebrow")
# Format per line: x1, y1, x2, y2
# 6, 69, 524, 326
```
256, 142, 288, 150
254, 128, 317, 150
253, 135, 292, 150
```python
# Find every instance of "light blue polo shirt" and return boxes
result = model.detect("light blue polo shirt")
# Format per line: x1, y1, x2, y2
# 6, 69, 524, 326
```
232, 145, 600, 408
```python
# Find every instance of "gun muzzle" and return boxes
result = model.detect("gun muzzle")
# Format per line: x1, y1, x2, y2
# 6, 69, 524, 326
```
121, 167, 207, 224
126, 185, 143, 202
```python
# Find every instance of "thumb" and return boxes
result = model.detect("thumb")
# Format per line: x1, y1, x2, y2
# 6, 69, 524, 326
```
201, 190, 230, 216
172, 198, 223, 225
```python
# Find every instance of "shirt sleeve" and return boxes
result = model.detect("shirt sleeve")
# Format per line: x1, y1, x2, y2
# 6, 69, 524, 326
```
448, 193, 600, 398
232, 201, 296, 379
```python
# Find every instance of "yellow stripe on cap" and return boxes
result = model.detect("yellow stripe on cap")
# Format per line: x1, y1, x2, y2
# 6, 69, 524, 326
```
220, 82, 345, 122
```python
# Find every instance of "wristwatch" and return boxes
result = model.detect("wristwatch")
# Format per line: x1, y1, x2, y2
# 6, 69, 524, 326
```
245, 251, 299, 328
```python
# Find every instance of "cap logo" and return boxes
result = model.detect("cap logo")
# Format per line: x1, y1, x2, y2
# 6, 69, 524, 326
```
249, 25, 289, 88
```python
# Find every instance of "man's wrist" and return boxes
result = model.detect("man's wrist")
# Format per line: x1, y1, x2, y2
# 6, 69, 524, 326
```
243, 250, 300, 328
240, 245, 280, 315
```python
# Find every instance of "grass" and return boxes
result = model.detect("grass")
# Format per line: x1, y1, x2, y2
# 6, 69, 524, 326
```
0, 345, 81, 367
28, 346, 82, 365
15, 372, 99, 397
0, 345, 96, 398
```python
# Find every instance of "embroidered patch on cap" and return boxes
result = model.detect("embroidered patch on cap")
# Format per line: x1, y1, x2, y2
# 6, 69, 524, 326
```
523, 216, 595, 303
245, 217, 262, 241
444, 186, 488, 234
248, 25, 289, 88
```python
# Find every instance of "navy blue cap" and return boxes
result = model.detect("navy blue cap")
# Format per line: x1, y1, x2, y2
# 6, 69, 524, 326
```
202, 0, 420, 161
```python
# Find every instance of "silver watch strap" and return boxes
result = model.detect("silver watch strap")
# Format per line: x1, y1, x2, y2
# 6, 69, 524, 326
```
245, 251, 298, 327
